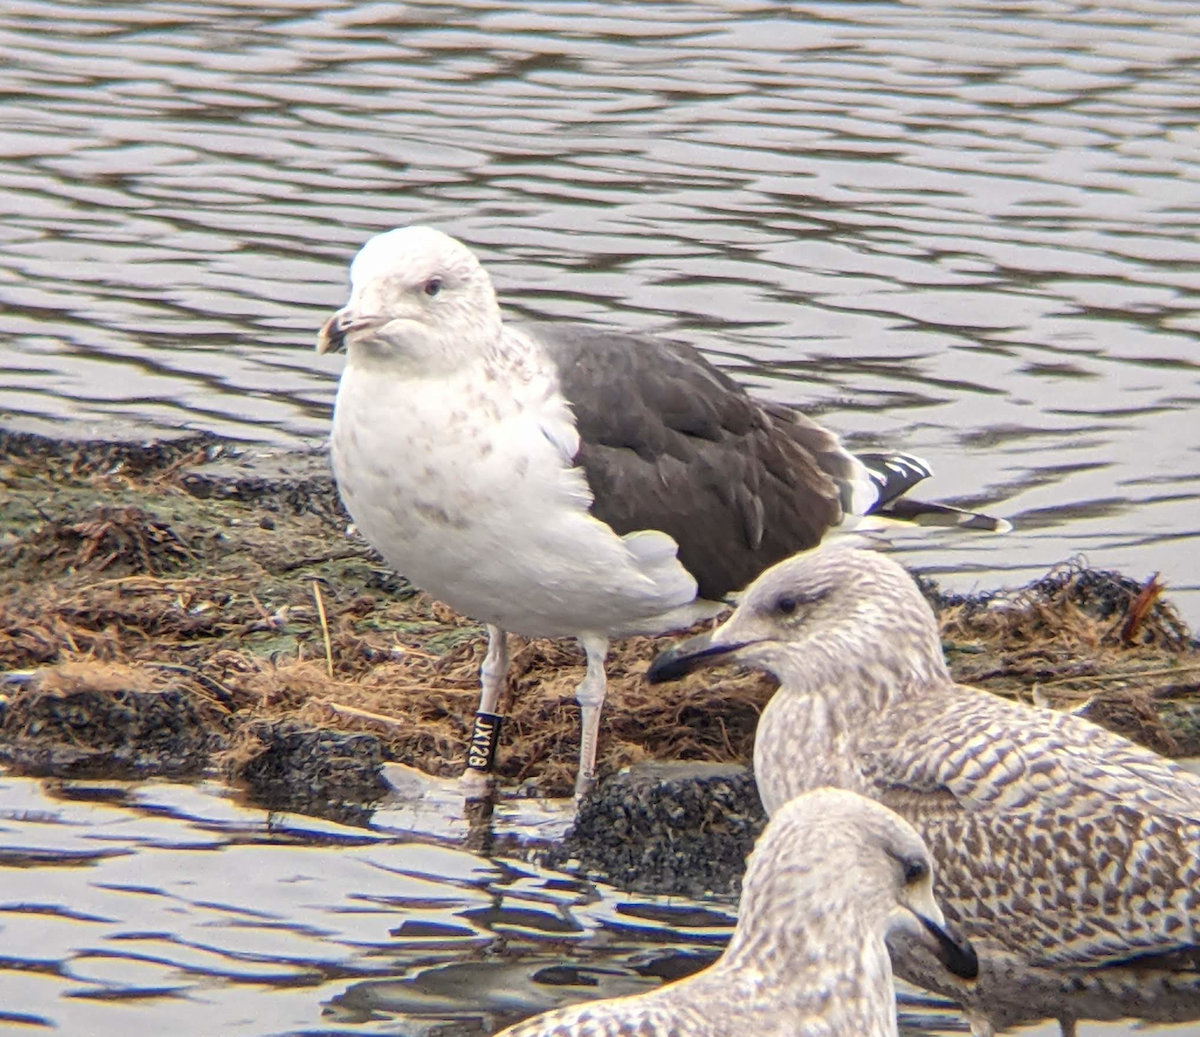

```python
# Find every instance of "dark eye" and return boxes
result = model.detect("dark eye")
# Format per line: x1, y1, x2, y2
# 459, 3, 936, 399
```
775, 595, 799, 616
424, 277, 443, 297
903, 858, 928, 885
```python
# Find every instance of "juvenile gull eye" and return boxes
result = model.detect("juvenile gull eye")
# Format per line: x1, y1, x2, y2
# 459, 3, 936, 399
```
904, 858, 928, 885
775, 595, 799, 616
424, 277, 443, 297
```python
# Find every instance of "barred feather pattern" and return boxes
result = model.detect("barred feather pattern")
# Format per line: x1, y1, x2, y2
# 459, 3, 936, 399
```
698, 543, 1200, 1036
496, 789, 953, 1037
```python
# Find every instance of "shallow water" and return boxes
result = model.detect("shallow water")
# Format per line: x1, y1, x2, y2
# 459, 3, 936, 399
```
0, 0, 1198, 623
0, 773, 710, 1036
1, 5, 1199, 1032
1, 771, 1189, 1037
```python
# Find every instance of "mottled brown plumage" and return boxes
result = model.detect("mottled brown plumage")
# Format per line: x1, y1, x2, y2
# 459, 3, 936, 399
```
647, 544, 1200, 1037
496, 788, 976, 1037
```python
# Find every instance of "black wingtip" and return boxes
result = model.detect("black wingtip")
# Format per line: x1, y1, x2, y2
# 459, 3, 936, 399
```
856, 452, 934, 509
880, 498, 1012, 534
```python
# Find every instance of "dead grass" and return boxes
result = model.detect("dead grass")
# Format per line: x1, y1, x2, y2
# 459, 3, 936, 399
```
2, 434, 1198, 797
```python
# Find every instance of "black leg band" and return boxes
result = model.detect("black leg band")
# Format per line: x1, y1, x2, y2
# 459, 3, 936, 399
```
466, 711, 504, 772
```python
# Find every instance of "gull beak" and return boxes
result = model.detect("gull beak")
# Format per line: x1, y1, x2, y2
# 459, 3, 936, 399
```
916, 912, 978, 982
317, 308, 381, 355
316, 309, 349, 355
646, 630, 751, 683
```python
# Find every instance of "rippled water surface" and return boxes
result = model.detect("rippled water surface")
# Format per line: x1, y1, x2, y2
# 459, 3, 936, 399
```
3, 4, 1200, 1034
1, 0, 1198, 621
3, 772, 1187, 1037
0, 773, 722, 1036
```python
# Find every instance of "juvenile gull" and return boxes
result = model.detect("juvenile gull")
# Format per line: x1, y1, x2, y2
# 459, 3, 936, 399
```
648, 543, 1200, 1037
316, 225, 1011, 797
495, 787, 977, 1037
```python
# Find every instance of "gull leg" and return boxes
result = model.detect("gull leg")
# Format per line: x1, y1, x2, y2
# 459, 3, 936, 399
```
477, 625, 508, 715
573, 634, 610, 800
460, 625, 508, 801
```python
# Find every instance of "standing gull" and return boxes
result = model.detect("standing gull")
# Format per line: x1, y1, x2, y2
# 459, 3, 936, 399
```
495, 787, 977, 1037
316, 225, 1010, 797
648, 543, 1200, 1037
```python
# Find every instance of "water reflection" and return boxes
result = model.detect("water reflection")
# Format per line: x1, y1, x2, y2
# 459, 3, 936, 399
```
2, 774, 1191, 1036
0, 774, 729, 1036
0, 0, 1198, 622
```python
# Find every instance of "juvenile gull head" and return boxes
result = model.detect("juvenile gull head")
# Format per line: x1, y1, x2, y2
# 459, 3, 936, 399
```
649, 541, 1200, 1037
648, 541, 950, 695
496, 787, 976, 1037
727, 787, 978, 985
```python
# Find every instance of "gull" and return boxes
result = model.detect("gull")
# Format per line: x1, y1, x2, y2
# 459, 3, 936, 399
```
647, 542, 1200, 1036
494, 787, 976, 1037
316, 225, 1010, 797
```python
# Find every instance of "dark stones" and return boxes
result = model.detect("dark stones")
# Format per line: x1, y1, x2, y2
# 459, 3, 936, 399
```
549, 761, 766, 897
224, 718, 391, 827
0, 672, 216, 779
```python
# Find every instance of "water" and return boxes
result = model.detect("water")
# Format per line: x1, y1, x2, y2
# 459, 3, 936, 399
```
0, 772, 1194, 1037
1, 3, 1199, 1033
0, 774, 895, 1035
0, 0, 1198, 622
0, 773, 722, 1036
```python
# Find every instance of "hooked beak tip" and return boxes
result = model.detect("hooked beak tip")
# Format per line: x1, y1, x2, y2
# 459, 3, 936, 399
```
316, 313, 346, 355
920, 912, 978, 982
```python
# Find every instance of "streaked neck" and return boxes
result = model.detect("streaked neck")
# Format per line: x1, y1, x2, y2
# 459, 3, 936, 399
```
706, 918, 898, 1037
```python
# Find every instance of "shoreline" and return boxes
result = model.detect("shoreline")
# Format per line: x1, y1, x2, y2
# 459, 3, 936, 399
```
2, 422, 1198, 895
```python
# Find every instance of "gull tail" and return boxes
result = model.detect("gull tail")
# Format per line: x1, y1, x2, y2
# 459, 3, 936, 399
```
853, 452, 1012, 533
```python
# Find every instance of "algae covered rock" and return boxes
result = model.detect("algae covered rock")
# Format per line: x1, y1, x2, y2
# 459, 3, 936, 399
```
0, 664, 217, 778
551, 761, 765, 897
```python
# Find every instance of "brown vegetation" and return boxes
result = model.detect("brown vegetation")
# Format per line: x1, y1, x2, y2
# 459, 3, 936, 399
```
2, 428, 1197, 803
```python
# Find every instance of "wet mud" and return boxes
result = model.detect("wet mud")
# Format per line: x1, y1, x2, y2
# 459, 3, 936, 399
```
3, 424, 1199, 891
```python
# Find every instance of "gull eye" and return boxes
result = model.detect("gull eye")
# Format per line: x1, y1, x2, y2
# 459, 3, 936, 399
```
423, 277, 443, 297
775, 595, 799, 616
903, 858, 928, 885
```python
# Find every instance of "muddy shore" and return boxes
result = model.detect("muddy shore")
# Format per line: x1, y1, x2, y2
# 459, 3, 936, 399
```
3, 423, 1199, 894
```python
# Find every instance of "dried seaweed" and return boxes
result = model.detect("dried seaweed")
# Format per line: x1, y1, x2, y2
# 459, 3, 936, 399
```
3, 432, 1199, 801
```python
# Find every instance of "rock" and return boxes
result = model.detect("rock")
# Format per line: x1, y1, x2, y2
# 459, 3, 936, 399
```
224, 718, 390, 826
549, 761, 766, 897
0, 665, 217, 778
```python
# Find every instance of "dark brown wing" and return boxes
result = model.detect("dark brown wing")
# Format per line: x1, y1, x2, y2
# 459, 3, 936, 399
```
527, 322, 852, 600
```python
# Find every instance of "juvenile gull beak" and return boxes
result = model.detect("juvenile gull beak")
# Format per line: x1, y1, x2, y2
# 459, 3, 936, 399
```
919, 913, 979, 981
646, 631, 751, 683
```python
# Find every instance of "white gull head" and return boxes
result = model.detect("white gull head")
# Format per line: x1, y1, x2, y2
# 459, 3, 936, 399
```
316, 226, 503, 374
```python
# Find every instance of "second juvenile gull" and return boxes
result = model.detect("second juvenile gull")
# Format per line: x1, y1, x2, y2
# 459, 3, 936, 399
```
316, 225, 1011, 797
648, 543, 1200, 1037
494, 787, 977, 1037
